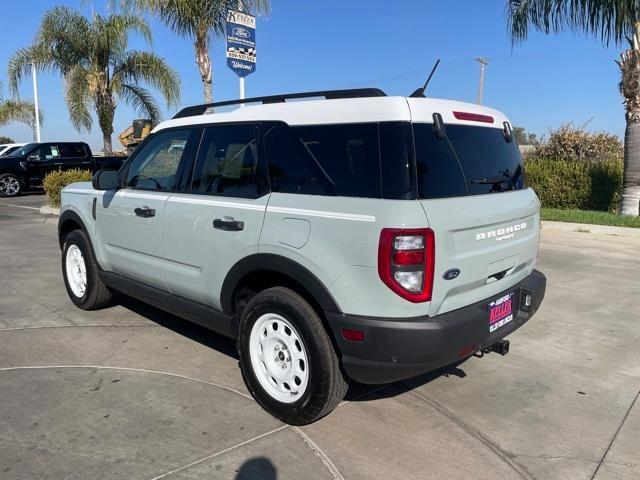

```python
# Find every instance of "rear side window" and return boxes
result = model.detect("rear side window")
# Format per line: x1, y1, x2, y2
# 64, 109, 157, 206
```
62, 144, 87, 158
414, 124, 525, 199
264, 122, 414, 199
191, 125, 263, 198
293, 124, 381, 198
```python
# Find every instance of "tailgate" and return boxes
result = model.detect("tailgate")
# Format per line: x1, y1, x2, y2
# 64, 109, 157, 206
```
422, 189, 540, 316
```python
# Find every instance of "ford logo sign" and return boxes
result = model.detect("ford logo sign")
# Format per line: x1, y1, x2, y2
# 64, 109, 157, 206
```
443, 268, 461, 281
233, 27, 251, 38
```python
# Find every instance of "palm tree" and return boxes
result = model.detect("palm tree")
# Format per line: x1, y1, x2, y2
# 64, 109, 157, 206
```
507, 0, 640, 216
117, 0, 269, 106
8, 6, 181, 153
0, 99, 42, 138
0, 81, 42, 136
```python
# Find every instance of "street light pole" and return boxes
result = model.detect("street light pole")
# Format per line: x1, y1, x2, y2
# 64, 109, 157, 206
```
475, 57, 488, 105
31, 64, 41, 142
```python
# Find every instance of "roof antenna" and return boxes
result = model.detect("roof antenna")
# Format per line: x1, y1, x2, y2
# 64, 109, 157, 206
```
410, 59, 441, 98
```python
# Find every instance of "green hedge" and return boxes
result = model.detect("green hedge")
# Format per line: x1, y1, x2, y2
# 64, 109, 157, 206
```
525, 158, 623, 212
43, 169, 92, 207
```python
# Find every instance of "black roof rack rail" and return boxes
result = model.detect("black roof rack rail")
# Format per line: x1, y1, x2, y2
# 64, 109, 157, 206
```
172, 88, 387, 119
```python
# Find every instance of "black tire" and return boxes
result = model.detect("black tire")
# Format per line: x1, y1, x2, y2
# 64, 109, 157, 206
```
238, 287, 349, 425
0, 173, 22, 197
61, 229, 113, 310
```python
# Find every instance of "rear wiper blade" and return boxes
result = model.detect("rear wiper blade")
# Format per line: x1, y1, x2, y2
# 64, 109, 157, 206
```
469, 176, 508, 185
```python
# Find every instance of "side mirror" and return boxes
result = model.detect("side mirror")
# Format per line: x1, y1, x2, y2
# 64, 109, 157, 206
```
28, 154, 41, 161
92, 169, 120, 191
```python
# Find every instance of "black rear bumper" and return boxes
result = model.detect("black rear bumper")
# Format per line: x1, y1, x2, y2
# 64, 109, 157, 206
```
326, 270, 546, 384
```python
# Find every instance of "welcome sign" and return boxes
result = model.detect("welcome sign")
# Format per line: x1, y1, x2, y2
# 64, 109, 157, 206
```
226, 10, 256, 78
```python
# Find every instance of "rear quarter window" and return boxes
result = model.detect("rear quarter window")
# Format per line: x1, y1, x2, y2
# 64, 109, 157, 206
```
264, 122, 415, 199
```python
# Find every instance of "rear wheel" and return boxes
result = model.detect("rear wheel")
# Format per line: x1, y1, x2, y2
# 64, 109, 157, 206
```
62, 230, 113, 310
238, 287, 348, 425
0, 174, 22, 197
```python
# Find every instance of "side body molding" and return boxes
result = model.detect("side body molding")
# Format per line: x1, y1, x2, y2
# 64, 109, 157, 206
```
220, 254, 341, 315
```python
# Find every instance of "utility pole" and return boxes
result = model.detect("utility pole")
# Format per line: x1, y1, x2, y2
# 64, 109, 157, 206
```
31, 64, 41, 142
475, 57, 488, 105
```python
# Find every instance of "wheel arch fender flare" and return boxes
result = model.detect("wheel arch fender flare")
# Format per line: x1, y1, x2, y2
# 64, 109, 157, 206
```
58, 209, 90, 250
220, 254, 341, 315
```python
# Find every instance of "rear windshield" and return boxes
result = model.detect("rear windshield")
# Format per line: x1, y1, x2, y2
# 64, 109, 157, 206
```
414, 124, 525, 199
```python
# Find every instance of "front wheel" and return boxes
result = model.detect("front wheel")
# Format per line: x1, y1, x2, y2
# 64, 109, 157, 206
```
0, 174, 22, 197
238, 287, 348, 425
62, 230, 113, 310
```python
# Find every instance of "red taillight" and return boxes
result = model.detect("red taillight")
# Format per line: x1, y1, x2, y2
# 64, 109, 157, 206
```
453, 111, 494, 124
378, 228, 435, 303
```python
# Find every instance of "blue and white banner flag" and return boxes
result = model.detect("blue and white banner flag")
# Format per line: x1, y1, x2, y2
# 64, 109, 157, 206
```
226, 10, 256, 78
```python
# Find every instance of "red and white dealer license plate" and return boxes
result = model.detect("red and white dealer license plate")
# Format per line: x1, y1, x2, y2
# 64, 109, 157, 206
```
488, 293, 514, 333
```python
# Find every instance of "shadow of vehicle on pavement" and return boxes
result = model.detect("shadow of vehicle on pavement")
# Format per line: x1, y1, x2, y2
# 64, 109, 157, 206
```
114, 293, 471, 403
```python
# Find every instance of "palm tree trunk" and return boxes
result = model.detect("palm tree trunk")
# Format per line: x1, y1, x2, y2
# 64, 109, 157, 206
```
620, 23, 640, 215
97, 94, 116, 155
103, 131, 113, 154
195, 26, 213, 108
622, 121, 640, 215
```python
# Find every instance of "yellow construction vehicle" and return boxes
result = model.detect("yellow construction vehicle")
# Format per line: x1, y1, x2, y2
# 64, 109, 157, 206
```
119, 119, 153, 153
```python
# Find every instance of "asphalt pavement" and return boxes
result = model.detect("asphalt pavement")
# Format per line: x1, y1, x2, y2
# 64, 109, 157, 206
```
1, 193, 638, 480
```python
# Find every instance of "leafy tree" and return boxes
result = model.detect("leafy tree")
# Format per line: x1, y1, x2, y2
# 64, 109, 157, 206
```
513, 126, 538, 146
0, 136, 14, 144
8, 6, 180, 153
117, 0, 270, 106
506, 0, 640, 215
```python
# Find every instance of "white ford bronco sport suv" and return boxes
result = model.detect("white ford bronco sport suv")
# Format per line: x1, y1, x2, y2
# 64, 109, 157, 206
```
59, 88, 546, 425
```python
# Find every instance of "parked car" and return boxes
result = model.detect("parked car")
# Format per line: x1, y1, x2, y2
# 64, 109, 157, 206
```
58, 89, 546, 425
0, 142, 126, 197
0, 143, 26, 157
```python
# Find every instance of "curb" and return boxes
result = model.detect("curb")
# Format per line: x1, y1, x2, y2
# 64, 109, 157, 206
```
39, 205, 60, 216
542, 220, 640, 238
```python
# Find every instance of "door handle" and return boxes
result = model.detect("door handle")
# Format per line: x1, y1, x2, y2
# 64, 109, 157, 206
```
134, 206, 156, 218
213, 218, 244, 231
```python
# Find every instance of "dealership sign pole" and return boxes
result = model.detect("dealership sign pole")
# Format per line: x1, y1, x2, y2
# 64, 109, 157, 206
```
226, 10, 256, 101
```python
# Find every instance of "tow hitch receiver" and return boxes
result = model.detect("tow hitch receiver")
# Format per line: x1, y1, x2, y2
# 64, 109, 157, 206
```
483, 339, 510, 356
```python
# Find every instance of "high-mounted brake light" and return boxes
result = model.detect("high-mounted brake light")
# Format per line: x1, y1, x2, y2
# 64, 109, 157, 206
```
378, 228, 435, 303
453, 111, 494, 124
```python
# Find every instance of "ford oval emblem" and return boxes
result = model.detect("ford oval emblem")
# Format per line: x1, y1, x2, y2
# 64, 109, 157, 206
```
443, 268, 461, 281
233, 27, 251, 38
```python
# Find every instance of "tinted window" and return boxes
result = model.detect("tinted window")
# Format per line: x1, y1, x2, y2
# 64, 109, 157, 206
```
126, 129, 193, 191
380, 123, 413, 199
291, 124, 381, 198
264, 124, 329, 196
191, 125, 262, 198
61, 143, 87, 158
414, 125, 467, 198
264, 123, 415, 199
8, 144, 36, 157
414, 124, 525, 199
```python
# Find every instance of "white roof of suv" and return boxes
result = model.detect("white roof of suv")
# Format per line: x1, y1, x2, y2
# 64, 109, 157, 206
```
156, 94, 510, 132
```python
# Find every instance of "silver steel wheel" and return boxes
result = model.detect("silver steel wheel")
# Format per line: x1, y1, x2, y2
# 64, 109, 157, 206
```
249, 313, 309, 404
65, 245, 87, 298
0, 175, 20, 196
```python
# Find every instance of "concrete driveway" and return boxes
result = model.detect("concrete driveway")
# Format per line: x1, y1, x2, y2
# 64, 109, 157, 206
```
1, 193, 638, 480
